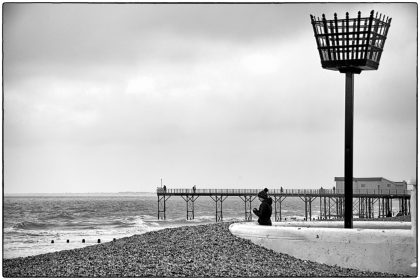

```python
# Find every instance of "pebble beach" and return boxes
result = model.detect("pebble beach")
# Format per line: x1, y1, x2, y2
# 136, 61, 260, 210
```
3, 222, 409, 277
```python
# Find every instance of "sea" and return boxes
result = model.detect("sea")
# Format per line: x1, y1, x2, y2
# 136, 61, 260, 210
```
3, 193, 402, 259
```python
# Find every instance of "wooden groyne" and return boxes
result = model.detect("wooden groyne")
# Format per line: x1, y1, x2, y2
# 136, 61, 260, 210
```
156, 188, 411, 222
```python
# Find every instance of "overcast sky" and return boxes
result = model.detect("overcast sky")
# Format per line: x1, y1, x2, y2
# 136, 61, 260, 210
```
4, 3, 417, 194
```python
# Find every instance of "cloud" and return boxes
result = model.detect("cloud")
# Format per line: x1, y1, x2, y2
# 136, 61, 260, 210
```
3, 3, 417, 193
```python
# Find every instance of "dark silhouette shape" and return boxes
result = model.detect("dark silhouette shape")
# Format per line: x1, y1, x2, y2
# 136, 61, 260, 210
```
252, 188, 272, 226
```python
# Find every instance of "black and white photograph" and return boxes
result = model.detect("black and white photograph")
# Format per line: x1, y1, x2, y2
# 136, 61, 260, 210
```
3, 1, 417, 277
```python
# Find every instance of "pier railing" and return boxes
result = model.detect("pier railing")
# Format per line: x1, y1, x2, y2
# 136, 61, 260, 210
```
156, 187, 410, 196
156, 187, 411, 221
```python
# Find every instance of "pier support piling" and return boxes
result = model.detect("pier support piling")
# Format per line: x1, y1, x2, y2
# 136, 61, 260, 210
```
320, 195, 334, 219
327, 197, 338, 219
300, 196, 315, 221
181, 195, 198, 220
398, 198, 409, 216
274, 196, 287, 222
211, 195, 227, 222
240, 195, 256, 221
337, 197, 344, 218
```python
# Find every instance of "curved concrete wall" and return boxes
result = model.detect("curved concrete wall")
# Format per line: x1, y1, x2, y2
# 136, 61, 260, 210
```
230, 222, 416, 276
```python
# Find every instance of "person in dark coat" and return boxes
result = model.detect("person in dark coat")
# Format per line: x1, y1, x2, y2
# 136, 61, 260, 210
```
253, 188, 273, 226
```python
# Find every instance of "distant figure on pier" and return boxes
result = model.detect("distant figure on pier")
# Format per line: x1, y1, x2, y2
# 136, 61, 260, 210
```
192, 185, 196, 193
163, 185, 167, 193
280, 187, 284, 193
252, 188, 272, 226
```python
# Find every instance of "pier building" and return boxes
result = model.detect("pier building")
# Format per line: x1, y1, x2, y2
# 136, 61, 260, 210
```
335, 177, 407, 193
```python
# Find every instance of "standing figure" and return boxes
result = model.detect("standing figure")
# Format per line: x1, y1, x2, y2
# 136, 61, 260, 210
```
192, 185, 196, 193
252, 188, 273, 226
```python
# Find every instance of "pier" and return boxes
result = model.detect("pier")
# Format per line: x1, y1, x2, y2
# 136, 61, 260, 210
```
156, 188, 411, 222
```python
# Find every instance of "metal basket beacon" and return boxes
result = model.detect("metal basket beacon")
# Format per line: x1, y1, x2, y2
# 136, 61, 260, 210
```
310, 10, 391, 228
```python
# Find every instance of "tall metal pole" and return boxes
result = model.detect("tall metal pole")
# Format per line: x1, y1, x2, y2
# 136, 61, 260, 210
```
344, 72, 354, 228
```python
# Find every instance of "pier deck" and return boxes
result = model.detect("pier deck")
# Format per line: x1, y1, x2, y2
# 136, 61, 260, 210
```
156, 188, 411, 222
